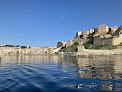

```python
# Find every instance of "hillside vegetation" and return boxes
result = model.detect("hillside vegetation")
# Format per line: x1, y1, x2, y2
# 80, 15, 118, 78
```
59, 42, 122, 52
83, 43, 116, 50
59, 42, 78, 52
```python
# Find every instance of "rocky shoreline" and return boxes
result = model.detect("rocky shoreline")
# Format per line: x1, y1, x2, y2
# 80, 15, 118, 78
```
76, 49, 122, 57
0, 49, 122, 58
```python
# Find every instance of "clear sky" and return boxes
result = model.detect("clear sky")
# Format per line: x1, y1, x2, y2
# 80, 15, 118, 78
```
0, 0, 122, 47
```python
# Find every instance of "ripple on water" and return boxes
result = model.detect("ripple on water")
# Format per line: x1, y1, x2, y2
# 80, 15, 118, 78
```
0, 55, 122, 92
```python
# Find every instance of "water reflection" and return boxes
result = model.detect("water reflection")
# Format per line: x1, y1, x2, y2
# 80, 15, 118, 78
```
76, 56, 122, 91
77, 57, 115, 79
0, 55, 122, 92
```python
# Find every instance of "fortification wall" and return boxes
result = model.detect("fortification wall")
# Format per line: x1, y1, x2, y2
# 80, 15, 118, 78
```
94, 34, 122, 46
66, 40, 73, 48
93, 36, 102, 45
120, 25, 122, 30
82, 39, 93, 44
101, 37, 113, 45
112, 34, 122, 45
94, 37, 113, 46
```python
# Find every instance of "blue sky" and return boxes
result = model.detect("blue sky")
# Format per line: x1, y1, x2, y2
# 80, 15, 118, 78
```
0, 0, 122, 47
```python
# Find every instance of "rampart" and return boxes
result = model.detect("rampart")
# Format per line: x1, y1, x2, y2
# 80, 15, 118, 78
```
94, 34, 122, 46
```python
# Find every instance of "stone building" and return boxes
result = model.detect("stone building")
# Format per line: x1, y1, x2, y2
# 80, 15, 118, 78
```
76, 32, 82, 37
0, 44, 7, 47
30, 46, 42, 50
78, 29, 94, 39
89, 29, 94, 35
76, 28, 94, 39
82, 30, 89, 39
94, 24, 109, 35
110, 28, 116, 34
57, 41, 67, 48
0, 45, 57, 54
110, 26, 118, 34
28, 46, 43, 54
58, 24, 122, 50
42, 46, 57, 53
42, 46, 50, 53
113, 26, 118, 30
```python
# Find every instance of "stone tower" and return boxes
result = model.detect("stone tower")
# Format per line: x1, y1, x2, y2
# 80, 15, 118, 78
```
77, 40, 85, 52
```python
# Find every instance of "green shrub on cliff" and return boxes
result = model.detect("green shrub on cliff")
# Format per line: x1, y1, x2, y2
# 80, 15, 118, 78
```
59, 42, 78, 52
87, 36, 93, 39
83, 43, 92, 49
60, 41, 117, 52
117, 42, 122, 46
116, 27, 120, 32
83, 43, 116, 50
92, 45, 116, 50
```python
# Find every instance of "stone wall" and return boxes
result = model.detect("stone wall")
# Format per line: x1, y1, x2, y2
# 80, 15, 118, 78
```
42, 46, 57, 54
82, 38, 93, 44
112, 34, 122, 45
48, 48, 55, 54
66, 37, 82, 48
66, 37, 93, 48
94, 34, 122, 46
93, 36, 102, 45
66, 40, 73, 48
94, 37, 113, 46
77, 49, 122, 57
101, 38, 113, 45
120, 25, 122, 30
72, 37, 81, 43
116, 46, 122, 49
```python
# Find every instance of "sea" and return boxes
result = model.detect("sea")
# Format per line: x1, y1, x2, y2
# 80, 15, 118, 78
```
0, 55, 122, 92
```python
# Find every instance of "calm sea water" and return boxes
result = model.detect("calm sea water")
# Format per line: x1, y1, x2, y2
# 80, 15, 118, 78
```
0, 55, 122, 92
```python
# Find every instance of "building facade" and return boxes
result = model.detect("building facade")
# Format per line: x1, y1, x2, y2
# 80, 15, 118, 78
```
82, 30, 89, 39
94, 24, 109, 35
57, 41, 67, 48
76, 32, 82, 37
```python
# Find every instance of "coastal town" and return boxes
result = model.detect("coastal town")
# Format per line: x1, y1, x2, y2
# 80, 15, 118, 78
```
0, 24, 122, 56
1, 0, 122, 92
